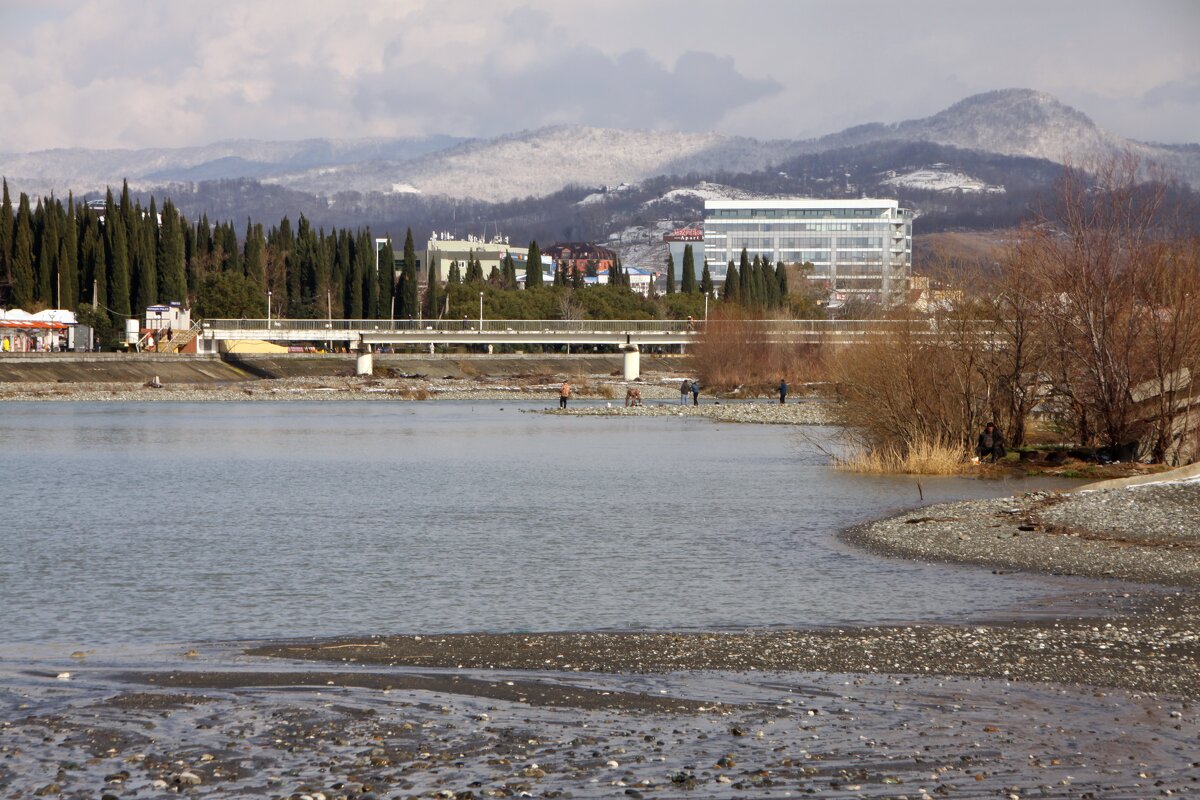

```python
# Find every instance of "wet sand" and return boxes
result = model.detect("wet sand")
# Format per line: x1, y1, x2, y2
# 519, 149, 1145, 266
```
3, 653, 1196, 799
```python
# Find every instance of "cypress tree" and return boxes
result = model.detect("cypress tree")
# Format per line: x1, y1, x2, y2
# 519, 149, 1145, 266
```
571, 264, 584, 289
401, 228, 418, 318
448, 261, 461, 284
776, 260, 789, 300
242, 219, 264, 284
273, 216, 296, 315
107, 205, 131, 318
12, 193, 35, 308
763, 258, 780, 308
424, 258, 440, 319
503, 252, 516, 288
134, 198, 157, 311
723, 260, 739, 303
80, 205, 105, 310
157, 200, 186, 303
291, 216, 315, 310
665, 251, 675, 294
377, 237, 395, 318
361, 231, 377, 319
0, 180, 13, 293
61, 195, 78, 309
750, 255, 762, 308
681, 244, 697, 294
36, 197, 58, 304
525, 240, 542, 287
344, 231, 363, 319
700, 259, 713, 297
217, 221, 240, 274
738, 249, 752, 304
189, 214, 211, 297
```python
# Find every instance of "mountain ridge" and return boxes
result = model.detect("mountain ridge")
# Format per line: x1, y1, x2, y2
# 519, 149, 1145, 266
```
1, 89, 1196, 200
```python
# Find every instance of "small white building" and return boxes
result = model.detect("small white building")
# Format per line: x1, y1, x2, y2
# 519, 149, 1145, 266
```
144, 302, 190, 332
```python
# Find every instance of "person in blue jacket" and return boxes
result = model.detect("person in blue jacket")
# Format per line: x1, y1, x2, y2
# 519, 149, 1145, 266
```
778, 378, 788, 404
691, 379, 700, 406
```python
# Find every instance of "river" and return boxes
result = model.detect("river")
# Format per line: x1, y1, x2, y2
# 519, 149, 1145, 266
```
0, 400, 1091, 646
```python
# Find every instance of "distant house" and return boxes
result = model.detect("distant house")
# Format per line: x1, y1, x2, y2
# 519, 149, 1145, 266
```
543, 243, 616, 278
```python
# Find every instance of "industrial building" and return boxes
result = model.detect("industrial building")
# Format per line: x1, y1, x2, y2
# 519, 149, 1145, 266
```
703, 199, 913, 301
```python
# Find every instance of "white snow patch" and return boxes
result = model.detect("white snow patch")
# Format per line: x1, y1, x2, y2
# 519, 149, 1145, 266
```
642, 182, 763, 209
389, 182, 422, 194
882, 168, 1005, 194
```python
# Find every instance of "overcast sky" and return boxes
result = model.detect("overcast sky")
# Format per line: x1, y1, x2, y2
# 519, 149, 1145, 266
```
1, 0, 1197, 152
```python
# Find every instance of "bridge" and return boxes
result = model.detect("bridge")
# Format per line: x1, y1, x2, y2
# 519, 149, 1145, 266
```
198, 318, 941, 378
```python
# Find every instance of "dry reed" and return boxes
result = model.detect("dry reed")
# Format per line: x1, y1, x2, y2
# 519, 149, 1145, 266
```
834, 435, 966, 475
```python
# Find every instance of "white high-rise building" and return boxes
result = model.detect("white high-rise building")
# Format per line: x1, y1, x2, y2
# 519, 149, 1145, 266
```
704, 199, 913, 301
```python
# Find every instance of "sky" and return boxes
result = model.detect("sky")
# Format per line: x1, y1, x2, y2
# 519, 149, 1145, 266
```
1, 0, 1197, 153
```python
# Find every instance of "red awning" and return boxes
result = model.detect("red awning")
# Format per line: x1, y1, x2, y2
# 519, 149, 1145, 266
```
0, 320, 68, 330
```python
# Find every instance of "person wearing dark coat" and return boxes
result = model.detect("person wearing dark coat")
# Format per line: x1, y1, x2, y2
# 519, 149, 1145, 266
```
778, 378, 788, 404
691, 380, 700, 406
976, 422, 1006, 463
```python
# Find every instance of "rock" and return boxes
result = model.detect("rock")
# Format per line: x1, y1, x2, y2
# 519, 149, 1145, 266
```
172, 771, 202, 786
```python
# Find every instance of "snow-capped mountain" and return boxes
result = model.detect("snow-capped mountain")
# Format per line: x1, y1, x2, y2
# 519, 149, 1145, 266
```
1, 89, 1196, 200
258, 127, 806, 201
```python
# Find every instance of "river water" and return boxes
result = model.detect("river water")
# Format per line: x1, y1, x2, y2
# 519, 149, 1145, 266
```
0, 401, 1091, 646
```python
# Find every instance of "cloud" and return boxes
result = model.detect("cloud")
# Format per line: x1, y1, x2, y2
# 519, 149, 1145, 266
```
0, 0, 1195, 151
354, 45, 780, 135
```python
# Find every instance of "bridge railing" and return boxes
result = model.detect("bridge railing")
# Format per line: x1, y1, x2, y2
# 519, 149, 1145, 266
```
202, 318, 939, 335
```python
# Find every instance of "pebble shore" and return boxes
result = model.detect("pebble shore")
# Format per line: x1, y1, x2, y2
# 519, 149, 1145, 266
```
540, 400, 832, 425
0, 377, 578, 403
844, 481, 1200, 587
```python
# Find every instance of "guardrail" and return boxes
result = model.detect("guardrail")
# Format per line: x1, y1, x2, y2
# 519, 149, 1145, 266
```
202, 318, 940, 335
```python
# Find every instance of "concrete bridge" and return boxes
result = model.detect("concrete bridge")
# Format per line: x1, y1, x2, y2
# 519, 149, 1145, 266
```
198, 318, 940, 378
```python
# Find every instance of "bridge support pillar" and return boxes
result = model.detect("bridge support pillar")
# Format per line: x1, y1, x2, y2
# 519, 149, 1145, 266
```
622, 344, 640, 381
356, 342, 373, 376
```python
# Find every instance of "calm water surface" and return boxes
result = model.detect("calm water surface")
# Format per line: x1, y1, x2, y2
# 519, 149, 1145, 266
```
0, 401, 1090, 645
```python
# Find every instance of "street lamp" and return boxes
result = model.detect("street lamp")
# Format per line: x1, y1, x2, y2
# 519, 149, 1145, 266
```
267, 290, 272, 328
478, 291, 484, 330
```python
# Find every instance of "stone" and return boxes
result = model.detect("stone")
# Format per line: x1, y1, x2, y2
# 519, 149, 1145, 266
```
173, 771, 202, 786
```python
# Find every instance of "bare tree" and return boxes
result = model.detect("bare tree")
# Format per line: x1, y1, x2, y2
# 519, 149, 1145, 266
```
1130, 235, 1200, 463
1028, 156, 1169, 450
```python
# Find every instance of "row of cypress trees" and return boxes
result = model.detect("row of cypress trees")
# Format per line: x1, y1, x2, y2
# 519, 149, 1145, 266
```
0, 179, 428, 322
664, 244, 715, 296
723, 248, 790, 309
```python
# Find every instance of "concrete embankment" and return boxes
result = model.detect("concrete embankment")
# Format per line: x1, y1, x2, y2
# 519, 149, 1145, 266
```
0, 353, 256, 383
0, 352, 689, 384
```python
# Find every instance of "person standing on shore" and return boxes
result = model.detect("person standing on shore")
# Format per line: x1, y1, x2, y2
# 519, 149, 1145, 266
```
778, 378, 788, 404
976, 422, 1006, 463
680, 378, 691, 405
559, 380, 571, 409
691, 379, 700, 406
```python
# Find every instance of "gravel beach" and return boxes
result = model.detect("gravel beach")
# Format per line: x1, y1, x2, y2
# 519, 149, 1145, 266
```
844, 480, 1200, 587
